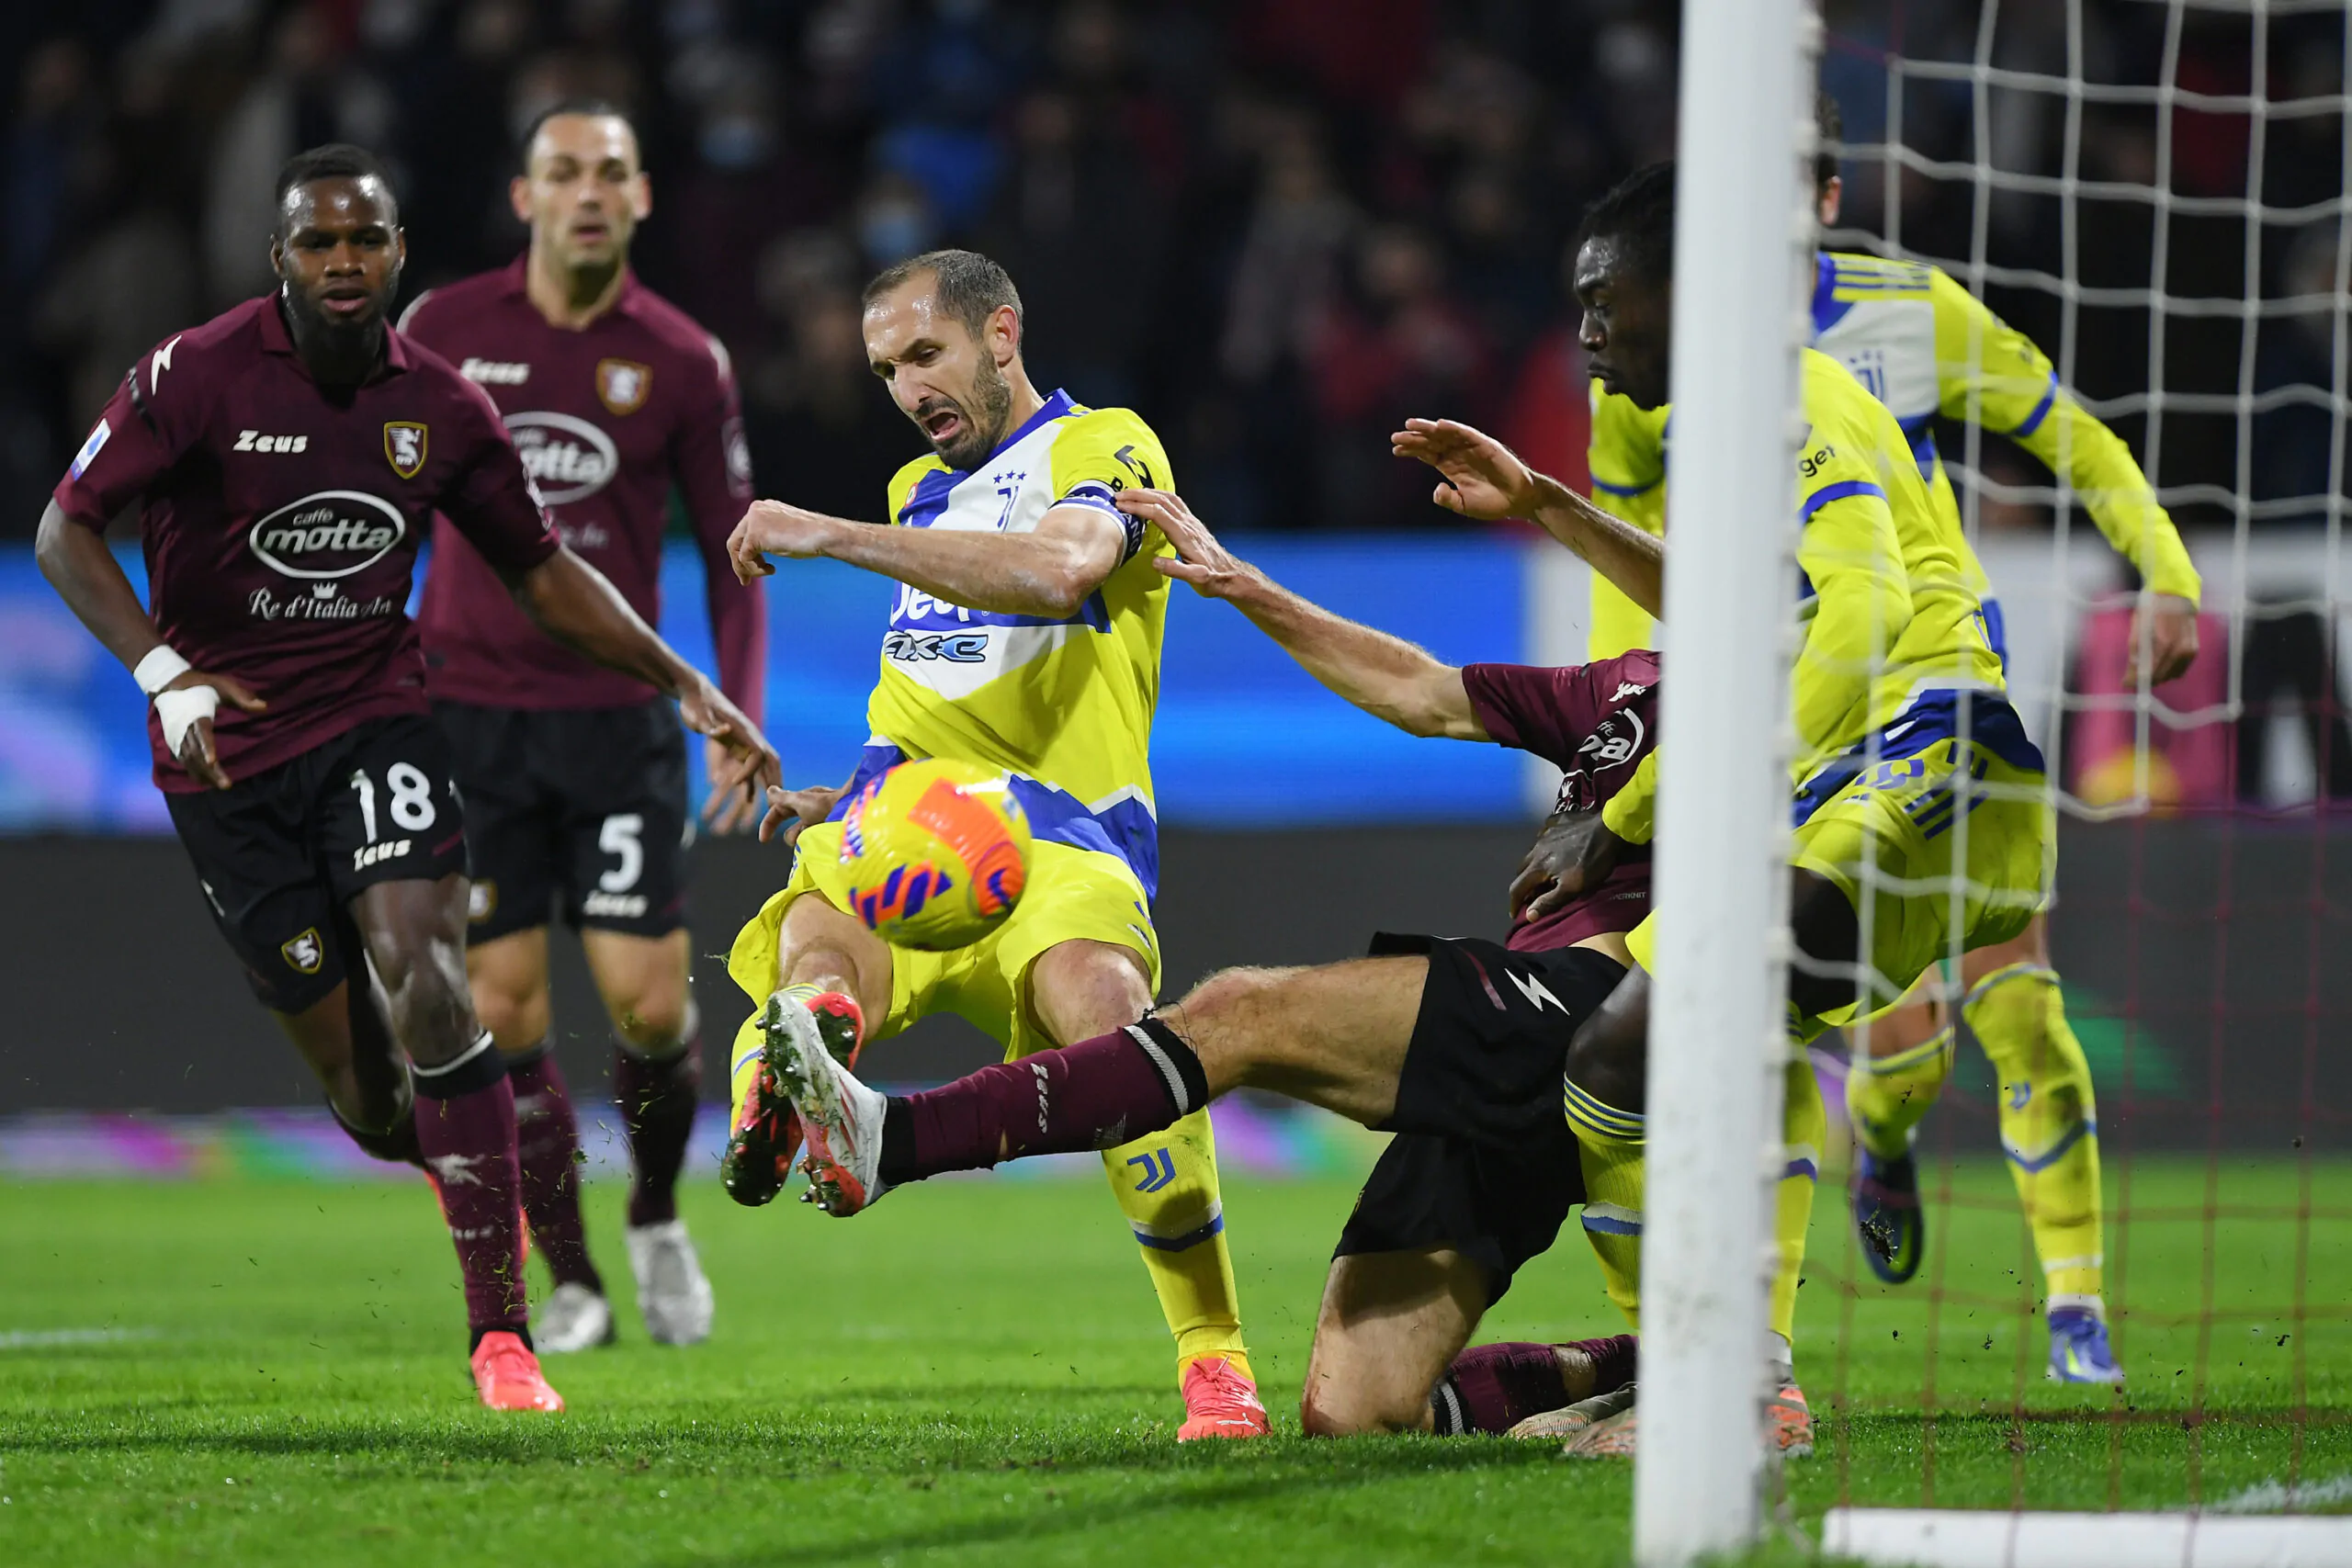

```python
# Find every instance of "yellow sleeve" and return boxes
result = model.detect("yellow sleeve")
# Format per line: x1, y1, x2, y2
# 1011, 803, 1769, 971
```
1600, 750, 1657, 845
885, 454, 945, 525
1587, 384, 1668, 660
1048, 406, 1174, 560
1929, 269, 2199, 604
1794, 433, 1913, 754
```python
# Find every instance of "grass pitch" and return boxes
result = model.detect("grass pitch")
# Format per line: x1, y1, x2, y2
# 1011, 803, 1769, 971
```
3, 1152, 2346, 1566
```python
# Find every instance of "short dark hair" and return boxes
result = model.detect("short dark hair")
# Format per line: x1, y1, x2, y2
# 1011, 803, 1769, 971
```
1815, 90, 1843, 196
1577, 160, 1676, 284
861, 249, 1023, 341
274, 143, 397, 230
518, 98, 640, 168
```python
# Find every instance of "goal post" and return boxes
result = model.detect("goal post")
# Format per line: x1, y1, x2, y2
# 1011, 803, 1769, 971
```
1634, 0, 1817, 1562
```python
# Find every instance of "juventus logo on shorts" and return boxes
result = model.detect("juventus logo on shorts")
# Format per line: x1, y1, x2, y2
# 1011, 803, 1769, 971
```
280, 928, 324, 974
384, 422, 428, 479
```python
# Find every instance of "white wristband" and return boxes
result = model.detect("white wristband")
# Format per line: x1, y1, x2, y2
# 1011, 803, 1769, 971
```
133, 645, 193, 696
154, 684, 220, 761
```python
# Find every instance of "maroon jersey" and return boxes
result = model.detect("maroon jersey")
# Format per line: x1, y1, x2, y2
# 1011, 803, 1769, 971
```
52, 296, 560, 792
398, 258, 763, 715
1462, 649, 1660, 953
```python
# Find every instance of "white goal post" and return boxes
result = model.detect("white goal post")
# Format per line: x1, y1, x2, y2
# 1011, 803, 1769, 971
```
1634, 0, 1815, 1562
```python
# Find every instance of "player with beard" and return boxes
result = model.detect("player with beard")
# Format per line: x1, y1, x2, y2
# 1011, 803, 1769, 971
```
718, 250, 1267, 1440
398, 103, 763, 1354
740, 487, 1661, 1444
37, 144, 777, 1411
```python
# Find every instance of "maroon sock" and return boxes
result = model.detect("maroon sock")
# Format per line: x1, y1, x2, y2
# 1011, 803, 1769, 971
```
328, 1097, 424, 1168
616, 1032, 702, 1228
1431, 1342, 1570, 1435
412, 1036, 529, 1340
505, 1044, 601, 1292
882, 1018, 1206, 1186
1566, 1332, 1639, 1396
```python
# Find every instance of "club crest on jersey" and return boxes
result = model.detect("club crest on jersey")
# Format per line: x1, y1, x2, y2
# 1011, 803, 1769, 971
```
595, 358, 650, 414
383, 422, 428, 479
281, 928, 324, 974
468, 880, 497, 924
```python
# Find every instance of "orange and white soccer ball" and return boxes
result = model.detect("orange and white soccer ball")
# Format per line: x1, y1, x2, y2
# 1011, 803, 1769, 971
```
838, 759, 1032, 951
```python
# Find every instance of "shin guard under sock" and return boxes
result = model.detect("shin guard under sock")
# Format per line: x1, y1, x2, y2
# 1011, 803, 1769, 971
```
1565, 1080, 1645, 1328
1102, 1105, 1250, 1381
413, 1032, 529, 1340
616, 1022, 703, 1228
882, 1017, 1208, 1185
504, 1041, 601, 1292
1775, 1056, 1827, 1352
1965, 964, 2105, 1304
1847, 1024, 1957, 1158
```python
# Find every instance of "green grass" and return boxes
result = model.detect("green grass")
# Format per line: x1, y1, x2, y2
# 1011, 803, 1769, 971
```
3, 1155, 2347, 1566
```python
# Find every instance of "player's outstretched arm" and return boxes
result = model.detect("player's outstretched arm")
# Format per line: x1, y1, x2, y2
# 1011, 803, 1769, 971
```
1117, 488, 1487, 742
510, 546, 782, 819
1392, 419, 1666, 616
757, 779, 852, 846
727, 498, 1122, 620
35, 501, 265, 790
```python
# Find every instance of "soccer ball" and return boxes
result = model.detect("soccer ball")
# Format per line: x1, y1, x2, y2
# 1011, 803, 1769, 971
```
839, 759, 1032, 951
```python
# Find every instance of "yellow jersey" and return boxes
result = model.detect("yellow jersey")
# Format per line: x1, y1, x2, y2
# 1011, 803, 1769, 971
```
851, 389, 1172, 897
1586, 250, 2199, 661
1600, 349, 2015, 846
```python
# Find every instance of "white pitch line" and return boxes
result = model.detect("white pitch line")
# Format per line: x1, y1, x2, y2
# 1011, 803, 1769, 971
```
2205, 1474, 2352, 1515
0, 1326, 157, 1350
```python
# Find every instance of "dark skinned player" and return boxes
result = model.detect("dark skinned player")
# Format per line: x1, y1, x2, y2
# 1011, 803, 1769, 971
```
36, 144, 778, 1412
400, 102, 763, 1354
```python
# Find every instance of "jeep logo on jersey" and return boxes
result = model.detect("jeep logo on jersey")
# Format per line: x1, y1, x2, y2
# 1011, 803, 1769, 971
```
505, 411, 618, 504
247, 491, 408, 580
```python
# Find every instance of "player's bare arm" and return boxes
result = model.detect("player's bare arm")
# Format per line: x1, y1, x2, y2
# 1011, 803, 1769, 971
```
34, 500, 265, 790
508, 545, 781, 815
1392, 419, 1666, 617
1118, 487, 1486, 741
728, 497, 1123, 620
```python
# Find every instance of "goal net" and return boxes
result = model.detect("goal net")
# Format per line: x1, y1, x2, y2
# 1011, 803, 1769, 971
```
1779, 3, 2352, 1564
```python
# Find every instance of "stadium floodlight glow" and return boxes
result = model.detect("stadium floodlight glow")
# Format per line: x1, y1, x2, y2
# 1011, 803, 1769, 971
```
1634, 0, 1815, 1562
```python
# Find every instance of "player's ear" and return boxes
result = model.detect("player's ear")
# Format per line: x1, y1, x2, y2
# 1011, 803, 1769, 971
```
1819, 175, 1843, 227
629, 170, 651, 221
508, 174, 533, 226
991, 304, 1020, 367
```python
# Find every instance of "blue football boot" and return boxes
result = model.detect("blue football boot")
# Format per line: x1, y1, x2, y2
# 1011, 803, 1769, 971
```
2048, 1307, 2124, 1384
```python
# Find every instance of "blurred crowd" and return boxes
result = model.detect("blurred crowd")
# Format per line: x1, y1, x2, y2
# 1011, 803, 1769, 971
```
0, 0, 2343, 539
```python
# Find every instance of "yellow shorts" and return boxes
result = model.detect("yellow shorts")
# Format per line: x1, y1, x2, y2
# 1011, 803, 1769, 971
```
1624, 733, 2052, 1039
726, 820, 1163, 1063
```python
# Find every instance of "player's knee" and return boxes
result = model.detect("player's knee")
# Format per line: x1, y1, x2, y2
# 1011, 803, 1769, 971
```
1174, 965, 1283, 1027
1298, 1376, 1424, 1438
1564, 1009, 1645, 1115
612, 991, 693, 1054
475, 982, 548, 1052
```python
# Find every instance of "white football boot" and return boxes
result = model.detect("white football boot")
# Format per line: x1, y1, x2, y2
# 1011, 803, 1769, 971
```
534, 1280, 616, 1353
626, 1220, 715, 1346
763, 986, 890, 1216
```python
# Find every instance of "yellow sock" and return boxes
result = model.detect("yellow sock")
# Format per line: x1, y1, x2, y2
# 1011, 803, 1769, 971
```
1846, 1023, 1957, 1158
1102, 1106, 1251, 1384
1965, 964, 2104, 1304
728, 983, 830, 1129
1564, 1078, 1644, 1328
1773, 1057, 1826, 1353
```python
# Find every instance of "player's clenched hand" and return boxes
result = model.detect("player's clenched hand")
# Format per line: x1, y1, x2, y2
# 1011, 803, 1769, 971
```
758, 782, 847, 847
2128, 593, 2199, 687
703, 737, 764, 834
727, 500, 840, 583
1391, 418, 1542, 521
1121, 489, 1261, 600
1510, 808, 1624, 923
161, 669, 266, 791
678, 676, 781, 825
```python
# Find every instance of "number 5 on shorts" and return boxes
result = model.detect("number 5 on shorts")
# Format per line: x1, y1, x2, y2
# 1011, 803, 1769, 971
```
599, 813, 644, 892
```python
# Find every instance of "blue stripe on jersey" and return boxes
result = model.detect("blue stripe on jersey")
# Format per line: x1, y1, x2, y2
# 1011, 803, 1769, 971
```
1798, 479, 1887, 522
1908, 423, 1939, 480
1591, 472, 1662, 498
2005, 374, 2060, 439
1811, 252, 1853, 335
1980, 597, 2008, 666
897, 465, 959, 529
830, 742, 1161, 899
1789, 689, 2046, 829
